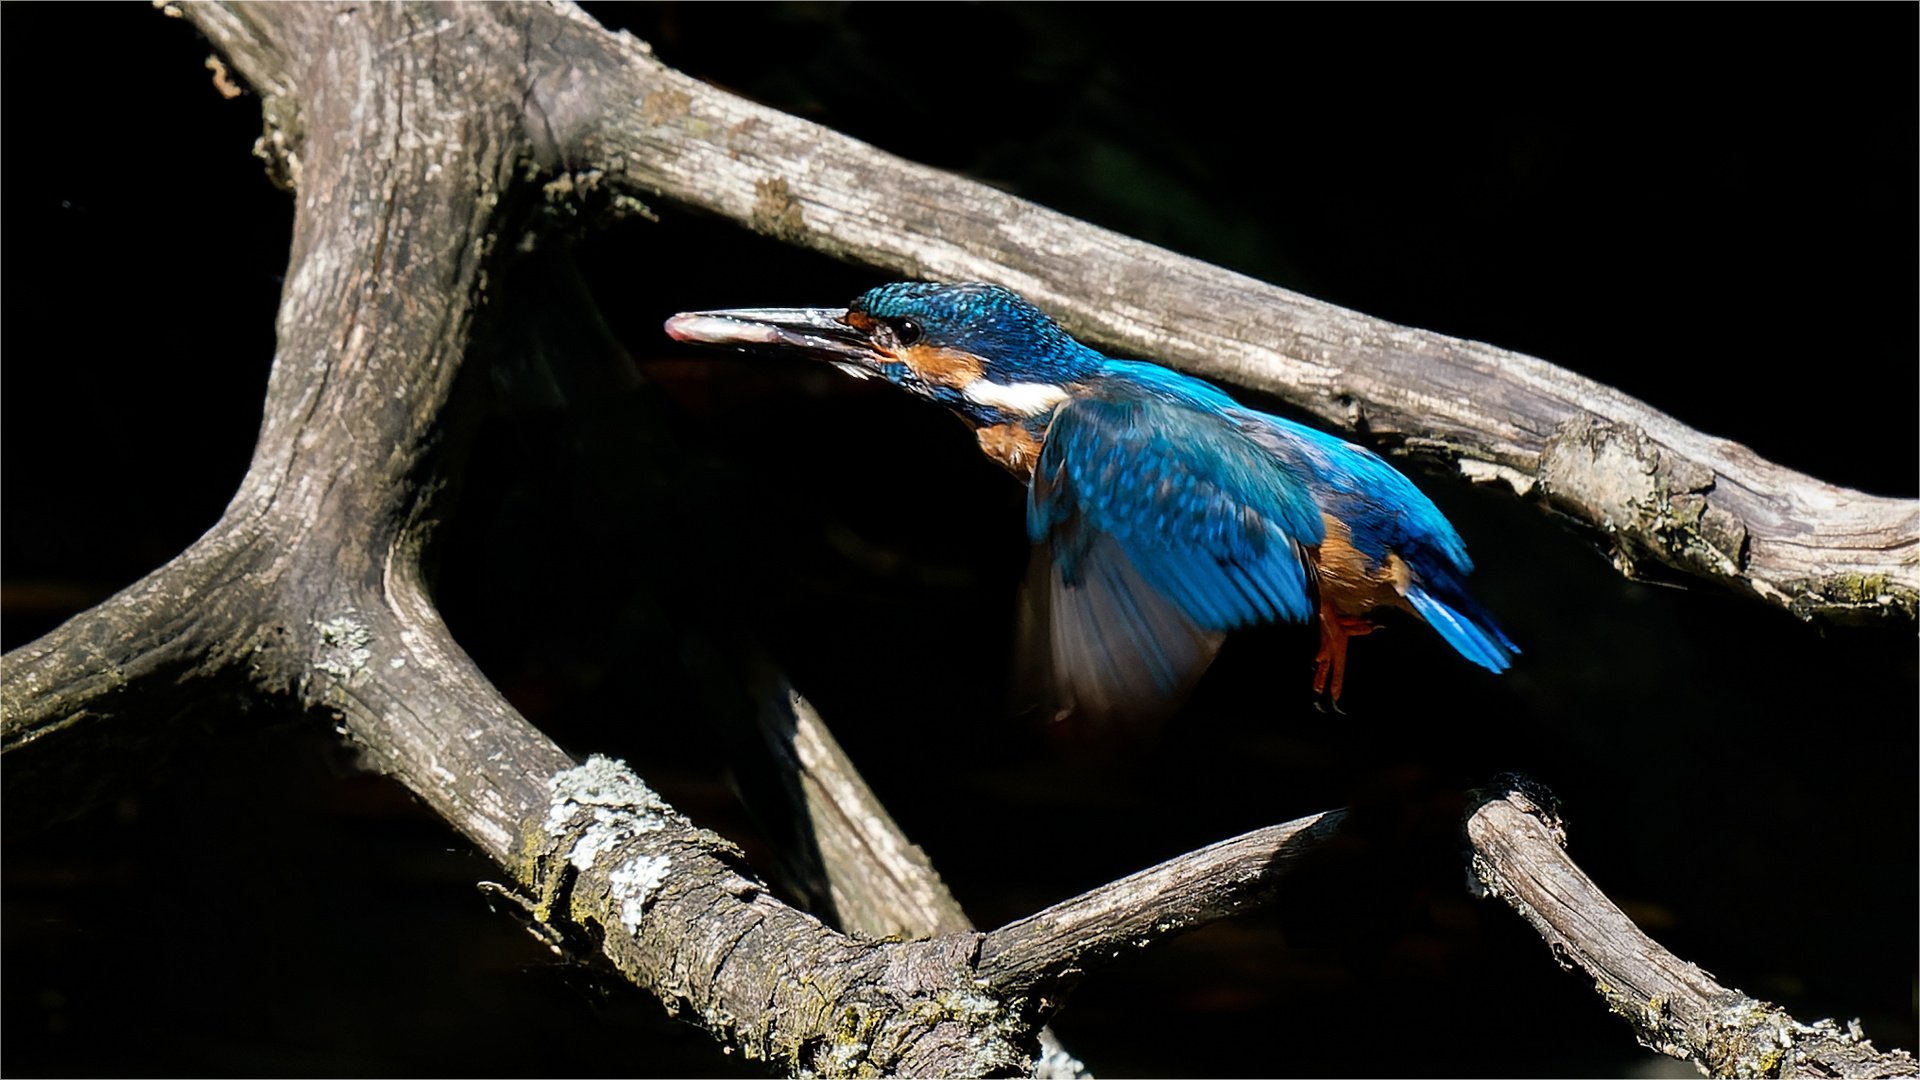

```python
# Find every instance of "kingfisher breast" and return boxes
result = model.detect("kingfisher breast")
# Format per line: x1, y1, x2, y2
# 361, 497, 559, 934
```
1313, 514, 1415, 618
931, 363, 1069, 480
976, 420, 1048, 479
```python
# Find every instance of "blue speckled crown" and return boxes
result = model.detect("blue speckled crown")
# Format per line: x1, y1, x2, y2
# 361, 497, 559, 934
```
851, 282, 1100, 382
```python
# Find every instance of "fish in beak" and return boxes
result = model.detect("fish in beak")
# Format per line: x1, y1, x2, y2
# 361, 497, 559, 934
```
664, 306, 890, 381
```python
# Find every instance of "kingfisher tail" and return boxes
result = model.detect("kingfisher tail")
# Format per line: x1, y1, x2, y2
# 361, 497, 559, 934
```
1404, 582, 1518, 673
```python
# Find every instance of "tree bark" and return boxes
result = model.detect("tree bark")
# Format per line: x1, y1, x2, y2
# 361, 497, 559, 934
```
0, 4, 1328, 1073
1468, 779, 1916, 1079
1, 3, 1911, 1076
522, 3, 1912, 625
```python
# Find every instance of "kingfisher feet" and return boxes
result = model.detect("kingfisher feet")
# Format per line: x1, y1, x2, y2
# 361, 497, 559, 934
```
1311, 607, 1377, 709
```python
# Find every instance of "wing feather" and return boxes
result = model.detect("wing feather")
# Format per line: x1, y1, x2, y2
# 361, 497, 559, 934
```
1020, 394, 1324, 733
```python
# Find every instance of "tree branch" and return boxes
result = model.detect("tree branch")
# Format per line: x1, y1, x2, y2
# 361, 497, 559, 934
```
977, 810, 1342, 998
520, 2, 1913, 624
752, 683, 977, 941
1468, 780, 1917, 1079
748, 683, 1087, 1077
3, 3, 1909, 1076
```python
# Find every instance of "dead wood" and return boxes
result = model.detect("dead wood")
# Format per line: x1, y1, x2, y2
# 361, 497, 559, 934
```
526, 5, 1913, 624
1, 3, 1910, 1077
0, 4, 1331, 1073
1469, 780, 1917, 1079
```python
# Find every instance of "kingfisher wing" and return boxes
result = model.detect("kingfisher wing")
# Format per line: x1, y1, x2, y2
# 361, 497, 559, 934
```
1020, 393, 1326, 734
1014, 533, 1227, 742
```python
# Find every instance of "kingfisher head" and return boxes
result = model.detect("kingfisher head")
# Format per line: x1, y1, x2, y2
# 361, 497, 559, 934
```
665, 282, 1102, 426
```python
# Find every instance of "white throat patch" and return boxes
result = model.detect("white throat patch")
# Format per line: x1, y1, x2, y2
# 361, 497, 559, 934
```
962, 379, 1070, 417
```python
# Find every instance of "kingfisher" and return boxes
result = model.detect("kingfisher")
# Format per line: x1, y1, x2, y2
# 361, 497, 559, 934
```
665, 282, 1515, 733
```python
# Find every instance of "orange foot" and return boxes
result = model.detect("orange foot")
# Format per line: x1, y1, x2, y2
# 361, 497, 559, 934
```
1311, 603, 1377, 707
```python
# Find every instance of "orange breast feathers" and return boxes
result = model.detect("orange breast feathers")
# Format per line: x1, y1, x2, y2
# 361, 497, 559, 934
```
1312, 514, 1416, 619
975, 422, 1046, 478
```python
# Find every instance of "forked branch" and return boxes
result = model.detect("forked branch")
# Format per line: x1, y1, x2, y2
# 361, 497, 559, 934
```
1, 3, 1910, 1077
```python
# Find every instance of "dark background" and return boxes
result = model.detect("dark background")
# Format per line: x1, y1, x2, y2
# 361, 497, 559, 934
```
4, 4, 1914, 1077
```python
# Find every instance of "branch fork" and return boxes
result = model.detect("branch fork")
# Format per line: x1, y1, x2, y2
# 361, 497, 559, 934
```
3, 3, 1912, 1076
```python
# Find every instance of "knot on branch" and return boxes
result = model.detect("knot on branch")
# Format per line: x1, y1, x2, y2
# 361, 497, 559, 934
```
753, 176, 808, 243
1540, 414, 1749, 583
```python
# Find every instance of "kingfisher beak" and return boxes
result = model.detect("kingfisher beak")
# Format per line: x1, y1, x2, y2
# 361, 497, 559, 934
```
664, 307, 890, 378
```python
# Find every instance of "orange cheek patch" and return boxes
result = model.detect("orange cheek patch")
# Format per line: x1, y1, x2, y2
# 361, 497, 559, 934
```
842, 311, 878, 333
976, 422, 1045, 479
901, 345, 985, 389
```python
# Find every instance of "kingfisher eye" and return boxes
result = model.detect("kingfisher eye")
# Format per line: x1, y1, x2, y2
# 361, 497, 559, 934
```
892, 317, 924, 346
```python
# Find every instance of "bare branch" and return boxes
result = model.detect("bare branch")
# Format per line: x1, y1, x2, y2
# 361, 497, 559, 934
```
977, 810, 1342, 998
755, 684, 976, 941
3, 3, 1907, 1076
1469, 782, 1917, 1079
529, 746, 1347, 1073
526, 755, 1029, 1076
515, 2, 1914, 623
752, 685, 1088, 1077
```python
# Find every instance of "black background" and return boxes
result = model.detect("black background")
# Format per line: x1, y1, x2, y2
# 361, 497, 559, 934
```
4, 4, 1914, 1077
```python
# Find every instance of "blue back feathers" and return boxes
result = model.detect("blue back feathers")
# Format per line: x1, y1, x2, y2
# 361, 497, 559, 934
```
1236, 411, 1469, 568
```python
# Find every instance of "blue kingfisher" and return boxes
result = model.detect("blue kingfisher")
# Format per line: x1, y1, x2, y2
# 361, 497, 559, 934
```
667, 282, 1515, 732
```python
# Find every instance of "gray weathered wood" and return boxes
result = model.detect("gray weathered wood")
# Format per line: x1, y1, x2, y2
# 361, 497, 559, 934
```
0, 5, 1334, 1074
978, 810, 1343, 997
2, 3, 1910, 1076
757, 684, 977, 942
519, 4, 1914, 624
1469, 785, 1917, 1078
752, 684, 1088, 1077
